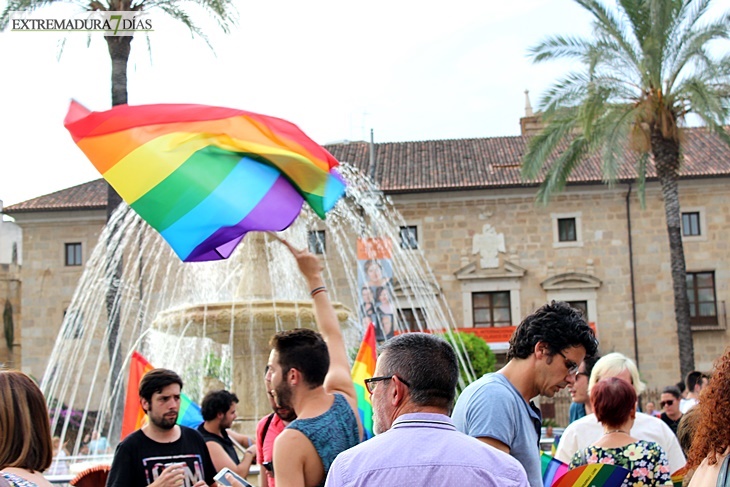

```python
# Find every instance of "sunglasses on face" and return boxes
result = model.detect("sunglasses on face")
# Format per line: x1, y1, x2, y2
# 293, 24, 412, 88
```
660, 399, 675, 407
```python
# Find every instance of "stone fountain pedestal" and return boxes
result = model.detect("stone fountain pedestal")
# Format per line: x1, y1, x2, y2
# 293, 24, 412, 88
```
151, 300, 352, 434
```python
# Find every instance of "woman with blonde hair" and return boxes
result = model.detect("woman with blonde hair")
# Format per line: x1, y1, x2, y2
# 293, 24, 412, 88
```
0, 370, 53, 487
688, 347, 730, 486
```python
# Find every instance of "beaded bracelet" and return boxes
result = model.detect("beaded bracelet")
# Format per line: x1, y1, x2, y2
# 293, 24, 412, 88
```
310, 286, 327, 297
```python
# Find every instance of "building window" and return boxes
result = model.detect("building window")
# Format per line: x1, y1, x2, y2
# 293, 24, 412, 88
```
307, 230, 326, 254
567, 300, 589, 321
472, 291, 511, 327
65, 243, 82, 266
552, 212, 583, 248
682, 212, 701, 237
398, 308, 426, 332
558, 218, 577, 242
399, 226, 418, 249
687, 272, 718, 327
11, 243, 17, 264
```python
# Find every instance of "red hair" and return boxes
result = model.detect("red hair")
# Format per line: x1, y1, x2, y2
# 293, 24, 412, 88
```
591, 377, 636, 428
688, 347, 730, 468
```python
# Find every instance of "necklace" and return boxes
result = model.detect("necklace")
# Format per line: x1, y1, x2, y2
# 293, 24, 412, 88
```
603, 429, 630, 435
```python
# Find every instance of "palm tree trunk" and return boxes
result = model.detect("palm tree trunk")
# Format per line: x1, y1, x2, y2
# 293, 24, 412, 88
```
651, 130, 695, 379
104, 34, 132, 442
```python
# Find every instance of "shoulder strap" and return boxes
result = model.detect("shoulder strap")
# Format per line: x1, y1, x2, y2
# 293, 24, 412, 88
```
260, 413, 275, 445
717, 453, 730, 487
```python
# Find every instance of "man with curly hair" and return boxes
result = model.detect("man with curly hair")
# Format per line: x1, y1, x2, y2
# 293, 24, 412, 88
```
452, 301, 598, 487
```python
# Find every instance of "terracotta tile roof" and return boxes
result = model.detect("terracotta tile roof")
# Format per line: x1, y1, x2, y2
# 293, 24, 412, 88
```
5, 127, 729, 214
5, 179, 107, 213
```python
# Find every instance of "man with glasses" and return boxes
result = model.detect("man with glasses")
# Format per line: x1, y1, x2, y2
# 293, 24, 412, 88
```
554, 353, 686, 472
325, 333, 529, 487
659, 386, 683, 436
452, 301, 598, 487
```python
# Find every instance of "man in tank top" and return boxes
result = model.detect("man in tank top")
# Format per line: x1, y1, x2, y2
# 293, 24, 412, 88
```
266, 238, 362, 487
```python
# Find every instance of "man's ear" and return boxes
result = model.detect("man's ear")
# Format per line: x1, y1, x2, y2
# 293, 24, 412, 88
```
392, 377, 408, 407
534, 341, 548, 359
140, 397, 149, 414
288, 367, 301, 385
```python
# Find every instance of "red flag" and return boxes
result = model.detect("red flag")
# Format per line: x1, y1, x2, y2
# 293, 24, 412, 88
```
121, 351, 153, 440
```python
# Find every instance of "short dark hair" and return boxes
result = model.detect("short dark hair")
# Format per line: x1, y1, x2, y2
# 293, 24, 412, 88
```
139, 369, 183, 403
662, 385, 681, 400
508, 301, 598, 360
583, 355, 601, 377
271, 328, 329, 387
201, 390, 239, 421
676, 381, 686, 394
592, 377, 637, 429
686, 371, 706, 392
379, 333, 458, 410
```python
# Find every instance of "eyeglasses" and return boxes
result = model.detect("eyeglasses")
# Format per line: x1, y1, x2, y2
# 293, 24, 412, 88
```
557, 351, 580, 376
576, 371, 590, 379
364, 375, 411, 394
660, 399, 675, 407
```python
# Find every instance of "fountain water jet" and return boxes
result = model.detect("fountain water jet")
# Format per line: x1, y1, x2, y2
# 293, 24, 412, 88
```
41, 164, 477, 454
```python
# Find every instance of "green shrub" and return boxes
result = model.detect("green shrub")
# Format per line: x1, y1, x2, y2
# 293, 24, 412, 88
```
444, 331, 496, 392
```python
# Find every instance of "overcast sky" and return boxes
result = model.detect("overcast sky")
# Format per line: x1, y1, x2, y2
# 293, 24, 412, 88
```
0, 0, 596, 206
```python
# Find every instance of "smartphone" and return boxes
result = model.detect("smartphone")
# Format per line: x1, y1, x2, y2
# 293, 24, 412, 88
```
213, 467, 254, 487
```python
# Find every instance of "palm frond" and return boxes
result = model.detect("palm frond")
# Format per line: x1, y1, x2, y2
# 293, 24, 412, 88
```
677, 76, 730, 123
535, 135, 591, 204
594, 104, 644, 183
576, 0, 642, 68
528, 35, 593, 63
522, 109, 580, 181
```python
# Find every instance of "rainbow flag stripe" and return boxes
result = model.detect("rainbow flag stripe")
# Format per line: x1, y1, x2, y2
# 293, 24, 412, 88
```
351, 322, 377, 440
541, 452, 569, 486
553, 463, 630, 487
120, 351, 203, 440
64, 101, 346, 262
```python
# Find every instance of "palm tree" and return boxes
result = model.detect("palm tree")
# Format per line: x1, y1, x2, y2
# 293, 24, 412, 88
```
522, 0, 730, 379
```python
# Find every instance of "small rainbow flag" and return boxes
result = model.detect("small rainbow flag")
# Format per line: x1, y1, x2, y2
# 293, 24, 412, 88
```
553, 463, 630, 487
671, 466, 688, 487
541, 452, 569, 486
64, 101, 346, 262
120, 351, 203, 440
351, 322, 377, 440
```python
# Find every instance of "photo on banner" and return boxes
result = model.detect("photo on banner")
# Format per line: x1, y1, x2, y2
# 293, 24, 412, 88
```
357, 238, 395, 343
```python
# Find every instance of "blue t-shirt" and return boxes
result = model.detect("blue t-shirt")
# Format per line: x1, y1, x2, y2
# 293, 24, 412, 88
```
452, 373, 543, 487
568, 401, 586, 424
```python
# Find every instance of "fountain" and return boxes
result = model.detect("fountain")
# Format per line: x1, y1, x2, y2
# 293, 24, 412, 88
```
41, 164, 476, 456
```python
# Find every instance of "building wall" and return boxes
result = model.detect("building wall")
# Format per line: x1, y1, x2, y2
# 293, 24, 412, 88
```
392, 177, 729, 389
13, 209, 105, 378
10, 178, 729, 392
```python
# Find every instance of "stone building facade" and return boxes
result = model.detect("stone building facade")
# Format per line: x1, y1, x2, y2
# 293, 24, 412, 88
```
5, 127, 729, 392
0, 199, 22, 368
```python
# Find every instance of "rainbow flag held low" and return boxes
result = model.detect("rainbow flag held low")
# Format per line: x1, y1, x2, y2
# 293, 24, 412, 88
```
671, 466, 688, 487
351, 322, 377, 440
553, 463, 630, 487
64, 101, 346, 262
541, 452, 569, 486
120, 351, 203, 440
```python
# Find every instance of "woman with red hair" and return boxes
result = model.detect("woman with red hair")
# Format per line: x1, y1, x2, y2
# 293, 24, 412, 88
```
570, 377, 672, 486
687, 347, 730, 485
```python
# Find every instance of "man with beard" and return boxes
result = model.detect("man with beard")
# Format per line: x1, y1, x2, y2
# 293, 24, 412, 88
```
107, 369, 216, 487
257, 368, 297, 487
198, 390, 257, 479
324, 333, 529, 487
267, 238, 362, 487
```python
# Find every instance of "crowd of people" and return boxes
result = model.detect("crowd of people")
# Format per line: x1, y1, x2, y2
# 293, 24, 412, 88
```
2, 239, 730, 487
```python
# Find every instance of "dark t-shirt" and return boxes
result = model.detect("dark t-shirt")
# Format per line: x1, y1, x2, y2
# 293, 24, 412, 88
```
660, 412, 682, 435
107, 426, 217, 487
197, 422, 239, 465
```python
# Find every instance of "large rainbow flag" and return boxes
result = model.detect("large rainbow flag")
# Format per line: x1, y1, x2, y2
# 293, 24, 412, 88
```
64, 101, 346, 262
351, 322, 377, 440
540, 452, 569, 486
121, 351, 203, 440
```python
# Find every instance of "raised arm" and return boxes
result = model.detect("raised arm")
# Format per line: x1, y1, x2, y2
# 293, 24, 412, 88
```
277, 239, 359, 408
